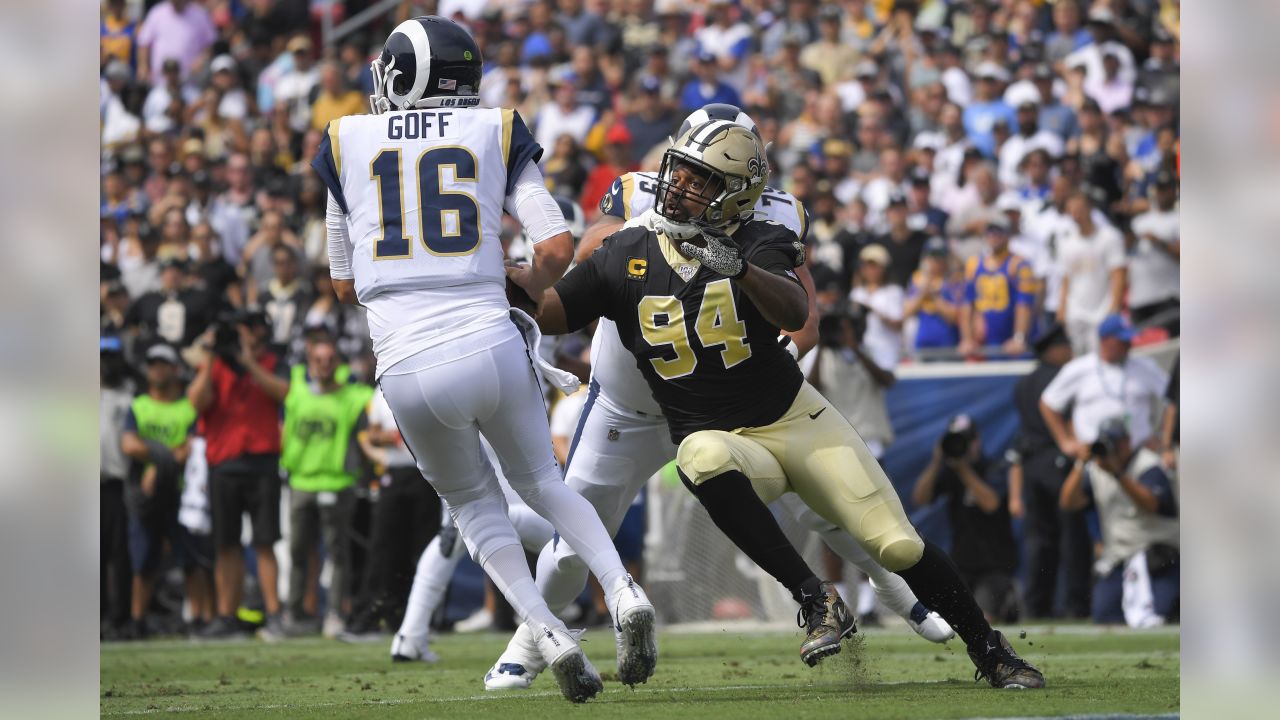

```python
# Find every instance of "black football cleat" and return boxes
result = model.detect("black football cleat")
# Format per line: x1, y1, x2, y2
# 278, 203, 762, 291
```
797, 581, 856, 667
970, 630, 1046, 689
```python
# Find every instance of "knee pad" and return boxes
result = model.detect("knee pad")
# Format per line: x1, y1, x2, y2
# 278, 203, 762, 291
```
875, 536, 925, 573
676, 432, 738, 485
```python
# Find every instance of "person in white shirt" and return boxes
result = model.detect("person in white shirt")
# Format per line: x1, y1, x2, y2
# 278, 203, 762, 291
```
534, 74, 597, 155
1039, 314, 1170, 456
849, 244, 905, 370
1127, 173, 1179, 335
1055, 192, 1127, 353
997, 100, 1064, 189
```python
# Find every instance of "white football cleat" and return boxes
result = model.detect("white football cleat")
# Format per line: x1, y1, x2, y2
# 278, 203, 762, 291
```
908, 602, 956, 644
483, 622, 546, 690
609, 574, 657, 687
391, 633, 440, 663
533, 623, 602, 703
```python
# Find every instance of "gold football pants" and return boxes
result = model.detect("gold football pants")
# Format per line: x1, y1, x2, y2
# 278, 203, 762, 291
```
676, 382, 924, 571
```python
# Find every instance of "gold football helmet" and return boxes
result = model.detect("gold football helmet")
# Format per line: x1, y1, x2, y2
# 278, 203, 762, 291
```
654, 121, 768, 236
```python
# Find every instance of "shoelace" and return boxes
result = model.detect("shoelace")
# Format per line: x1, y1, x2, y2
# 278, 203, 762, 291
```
795, 597, 828, 633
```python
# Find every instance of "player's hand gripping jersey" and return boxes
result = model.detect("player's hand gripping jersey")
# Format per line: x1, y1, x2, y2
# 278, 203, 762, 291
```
556, 220, 807, 443
313, 107, 541, 374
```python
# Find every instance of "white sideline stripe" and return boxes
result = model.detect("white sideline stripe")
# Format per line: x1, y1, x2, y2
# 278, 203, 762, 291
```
101, 681, 956, 715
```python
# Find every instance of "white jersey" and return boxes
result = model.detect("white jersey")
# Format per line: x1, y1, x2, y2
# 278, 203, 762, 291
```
589, 172, 809, 415
315, 107, 543, 375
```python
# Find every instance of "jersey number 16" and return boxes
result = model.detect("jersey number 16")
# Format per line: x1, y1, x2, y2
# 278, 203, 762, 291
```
370, 146, 481, 259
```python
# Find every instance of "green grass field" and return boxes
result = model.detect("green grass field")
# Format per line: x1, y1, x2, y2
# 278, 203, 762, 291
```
101, 624, 1179, 718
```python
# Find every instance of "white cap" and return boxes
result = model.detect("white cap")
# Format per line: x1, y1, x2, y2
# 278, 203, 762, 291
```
974, 61, 1010, 83
211, 54, 236, 74
996, 191, 1023, 213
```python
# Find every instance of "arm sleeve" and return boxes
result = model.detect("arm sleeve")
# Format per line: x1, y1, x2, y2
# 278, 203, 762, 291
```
554, 244, 613, 331
311, 122, 348, 214
1041, 358, 1083, 412
123, 407, 139, 433
504, 162, 570, 245
503, 110, 544, 195
1136, 466, 1178, 517
325, 192, 354, 280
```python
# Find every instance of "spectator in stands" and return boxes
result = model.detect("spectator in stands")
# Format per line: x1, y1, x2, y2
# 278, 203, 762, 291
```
963, 62, 1016, 159
945, 162, 1003, 260
809, 305, 896, 457
1008, 324, 1092, 619
580, 124, 636, 223
253, 245, 311, 349
207, 153, 255, 264
1040, 314, 1171, 461
904, 239, 963, 355
101, 337, 135, 639
188, 310, 289, 640
1127, 171, 1180, 337
697, 0, 753, 75
120, 344, 200, 637
281, 338, 372, 636
622, 75, 679, 164
800, 5, 861, 89
849, 244, 905, 370
126, 258, 216, 348
958, 220, 1035, 357
1060, 417, 1179, 627
1056, 192, 1127, 353
535, 71, 597, 151
913, 415, 1019, 623
679, 50, 742, 112
870, 192, 927, 288
311, 61, 366, 132
275, 36, 321, 134
243, 209, 303, 288
135, 0, 217, 84
998, 99, 1064, 189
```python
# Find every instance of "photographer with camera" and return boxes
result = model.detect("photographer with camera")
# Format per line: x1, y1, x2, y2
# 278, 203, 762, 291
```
1060, 417, 1179, 628
187, 309, 290, 640
913, 415, 1019, 623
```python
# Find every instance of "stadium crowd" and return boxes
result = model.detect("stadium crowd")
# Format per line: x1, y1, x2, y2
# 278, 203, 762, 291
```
100, 0, 1180, 641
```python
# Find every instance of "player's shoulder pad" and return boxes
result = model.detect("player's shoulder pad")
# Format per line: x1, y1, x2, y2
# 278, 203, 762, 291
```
502, 108, 543, 195
311, 119, 348, 214
598, 172, 634, 219
738, 219, 805, 268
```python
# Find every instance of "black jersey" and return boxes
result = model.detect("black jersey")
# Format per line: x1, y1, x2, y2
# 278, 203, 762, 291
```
556, 220, 807, 444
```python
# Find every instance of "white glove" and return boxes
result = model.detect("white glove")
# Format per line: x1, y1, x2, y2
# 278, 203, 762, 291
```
679, 225, 746, 279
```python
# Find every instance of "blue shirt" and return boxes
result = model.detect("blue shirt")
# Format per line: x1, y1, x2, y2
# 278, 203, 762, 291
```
963, 101, 1017, 157
963, 253, 1036, 345
679, 80, 742, 113
907, 271, 963, 349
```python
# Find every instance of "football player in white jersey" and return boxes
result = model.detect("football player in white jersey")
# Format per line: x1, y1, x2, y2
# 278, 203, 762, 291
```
312, 16, 654, 702
482, 105, 952, 692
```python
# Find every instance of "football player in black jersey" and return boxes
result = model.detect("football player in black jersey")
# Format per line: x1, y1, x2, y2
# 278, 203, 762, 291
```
525, 121, 1044, 688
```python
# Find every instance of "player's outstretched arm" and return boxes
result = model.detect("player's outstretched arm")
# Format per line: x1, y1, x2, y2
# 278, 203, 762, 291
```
783, 262, 820, 356
532, 287, 571, 336
737, 264, 809, 332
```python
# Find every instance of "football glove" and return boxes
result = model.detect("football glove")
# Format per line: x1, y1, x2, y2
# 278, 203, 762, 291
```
680, 225, 747, 279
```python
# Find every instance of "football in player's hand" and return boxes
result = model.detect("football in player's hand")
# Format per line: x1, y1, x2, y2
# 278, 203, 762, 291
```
504, 261, 539, 315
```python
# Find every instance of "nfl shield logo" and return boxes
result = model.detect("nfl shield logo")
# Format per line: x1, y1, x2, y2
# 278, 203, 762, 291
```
607, 428, 620, 442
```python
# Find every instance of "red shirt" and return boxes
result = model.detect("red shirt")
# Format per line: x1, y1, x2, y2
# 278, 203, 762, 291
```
201, 353, 282, 467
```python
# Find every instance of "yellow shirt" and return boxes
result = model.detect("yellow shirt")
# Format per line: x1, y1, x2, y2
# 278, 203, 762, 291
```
311, 91, 366, 131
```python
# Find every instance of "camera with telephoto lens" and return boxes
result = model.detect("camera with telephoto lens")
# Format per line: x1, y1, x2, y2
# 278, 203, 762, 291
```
940, 414, 976, 459
208, 309, 268, 374
940, 430, 971, 459
1089, 437, 1117, 459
